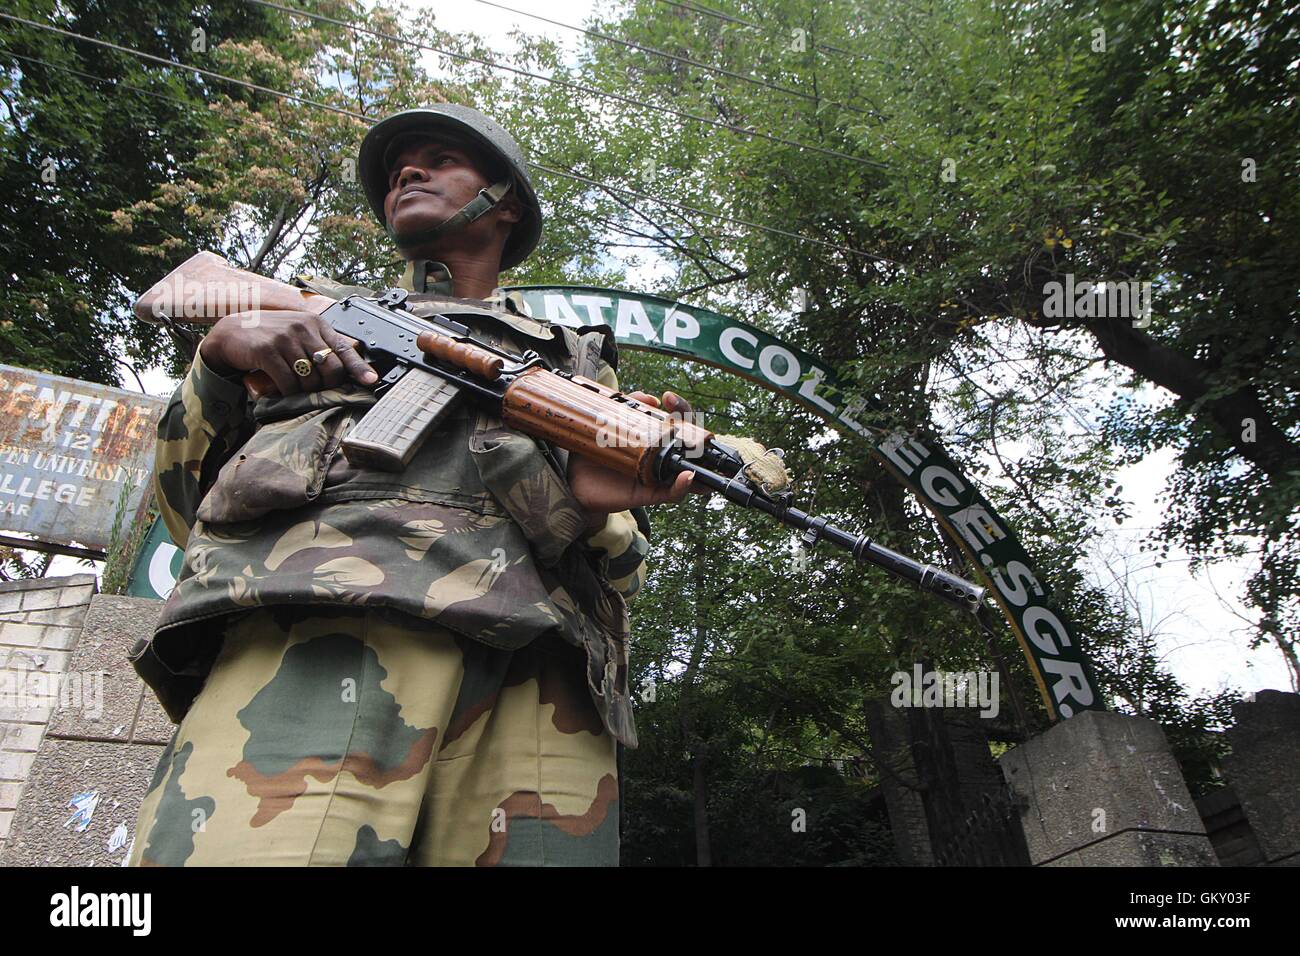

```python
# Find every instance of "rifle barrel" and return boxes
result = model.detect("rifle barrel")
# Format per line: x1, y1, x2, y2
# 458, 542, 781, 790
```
669, 454, 987, 614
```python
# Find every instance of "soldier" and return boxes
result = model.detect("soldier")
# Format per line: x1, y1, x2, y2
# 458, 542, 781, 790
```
127, 104, 698, 866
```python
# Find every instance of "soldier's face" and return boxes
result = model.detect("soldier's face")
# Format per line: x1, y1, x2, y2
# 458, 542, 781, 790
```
383, 136, 519, 250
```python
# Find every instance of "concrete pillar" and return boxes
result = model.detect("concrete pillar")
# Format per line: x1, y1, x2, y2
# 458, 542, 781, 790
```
1196, 785, 1265, 866
1222, 690, 1300, 866
999, 710, 1217, 866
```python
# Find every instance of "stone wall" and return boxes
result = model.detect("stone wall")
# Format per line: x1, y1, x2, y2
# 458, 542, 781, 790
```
0, 581, 168, 866
0, 574, 98, 855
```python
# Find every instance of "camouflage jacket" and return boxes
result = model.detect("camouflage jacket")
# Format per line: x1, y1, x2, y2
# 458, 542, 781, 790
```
130, 262, 650, 746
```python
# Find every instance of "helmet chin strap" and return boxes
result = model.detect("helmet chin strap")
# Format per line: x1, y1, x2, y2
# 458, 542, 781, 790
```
387, 176, 514, 250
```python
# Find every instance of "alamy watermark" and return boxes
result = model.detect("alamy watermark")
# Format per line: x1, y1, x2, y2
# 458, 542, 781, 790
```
144, 275, 262, 322
49, 886, 151, 935
890, 664, 999, 718
1042, 273, 1152, 327
0, 670, 104, 719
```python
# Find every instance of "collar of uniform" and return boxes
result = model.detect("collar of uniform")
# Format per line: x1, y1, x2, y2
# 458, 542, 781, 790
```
398, 259, 554, 342
400, 259, 455, 296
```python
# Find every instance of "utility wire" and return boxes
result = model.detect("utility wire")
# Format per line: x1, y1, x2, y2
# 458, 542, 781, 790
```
657, 0, 993, 68
651, 0, 885, 67
245, 0, 887, 170
0, 46, 203, 111
530, 160, 892, 262
469, 0, 878, 118
0, 290, 149, 392
0, 18, 890, 262
0, 12, 372, 121
0, 45, 329, 146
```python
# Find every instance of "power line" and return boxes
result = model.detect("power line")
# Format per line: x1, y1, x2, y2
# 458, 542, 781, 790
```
651, 0, 884, 67
469, 0, 878, 118
0, 46, 200, 111
0, 45, 329, 148
0, 12, 372, 122
0, 298, 144, 392
0, 17, 888, 262
658, 0, 994, 70
530, 160, 891, 262
244, 0, 887, 171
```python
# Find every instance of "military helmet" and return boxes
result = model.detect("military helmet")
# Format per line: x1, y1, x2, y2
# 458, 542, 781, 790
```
358, 104, 542, 271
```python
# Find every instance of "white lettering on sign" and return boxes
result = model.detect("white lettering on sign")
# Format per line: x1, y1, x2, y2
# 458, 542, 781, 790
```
0, 381, 156, 440
1039, 659, 1094, 717
870, 426, 1095, 721
90, 399, 119, 432
1023, 606, 1073, 654
879, 432, 930, 475
758, 344, 801, 387
980, 556, 1045, 607
949, 504, 1007, 549
919, 465, 966, 508
34, 387, 71, 427
66, 393, 98, 429
0, 365, 164, 552
615, 299, 658, 342
1, 446, 146, 486
570, 294, 613, 326
719, 327, 758, 370
541, 295, 583, 327
838, 396, 874, 438
661, 306, 700, 346
3, 382, 35, 418
0, 475, 98, 506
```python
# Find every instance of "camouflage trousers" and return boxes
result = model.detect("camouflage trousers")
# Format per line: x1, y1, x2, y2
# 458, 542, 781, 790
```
127, 606, 620, 866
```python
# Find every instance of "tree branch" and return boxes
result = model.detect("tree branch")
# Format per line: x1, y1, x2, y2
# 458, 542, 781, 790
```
1084, 316, 1300, 479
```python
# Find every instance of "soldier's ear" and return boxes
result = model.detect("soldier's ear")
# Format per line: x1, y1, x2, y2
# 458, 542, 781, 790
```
495, 193, 523, 225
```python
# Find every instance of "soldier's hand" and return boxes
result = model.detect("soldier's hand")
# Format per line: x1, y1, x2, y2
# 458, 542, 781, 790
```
567, 390, 706, 529
199, 309, 379, 395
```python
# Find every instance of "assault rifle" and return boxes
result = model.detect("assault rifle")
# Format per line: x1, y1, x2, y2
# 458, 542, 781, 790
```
136, 252, 987, 615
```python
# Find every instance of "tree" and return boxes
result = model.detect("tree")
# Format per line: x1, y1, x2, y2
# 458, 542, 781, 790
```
0, 0, 291, 384
560, 0, 1298, 686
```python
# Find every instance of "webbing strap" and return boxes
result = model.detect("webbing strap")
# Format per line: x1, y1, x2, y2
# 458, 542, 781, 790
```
387, 176, 514, 249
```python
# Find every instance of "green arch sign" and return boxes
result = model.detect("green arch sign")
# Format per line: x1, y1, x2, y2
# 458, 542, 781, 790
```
509, 285, 1104, 721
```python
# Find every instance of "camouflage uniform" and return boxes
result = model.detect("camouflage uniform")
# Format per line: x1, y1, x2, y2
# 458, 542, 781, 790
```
127, 261, 649, 866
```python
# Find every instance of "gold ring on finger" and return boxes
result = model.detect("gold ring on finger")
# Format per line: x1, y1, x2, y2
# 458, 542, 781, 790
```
293, 358, 313, 377
311, 347, 334, 366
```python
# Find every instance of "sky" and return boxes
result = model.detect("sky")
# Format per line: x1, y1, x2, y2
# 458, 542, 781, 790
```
32, 0, 1295, 704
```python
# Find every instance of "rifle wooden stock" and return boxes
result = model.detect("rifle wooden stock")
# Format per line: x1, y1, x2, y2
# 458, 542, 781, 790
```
136, 253, 711, 484
500, 368, 714, 484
